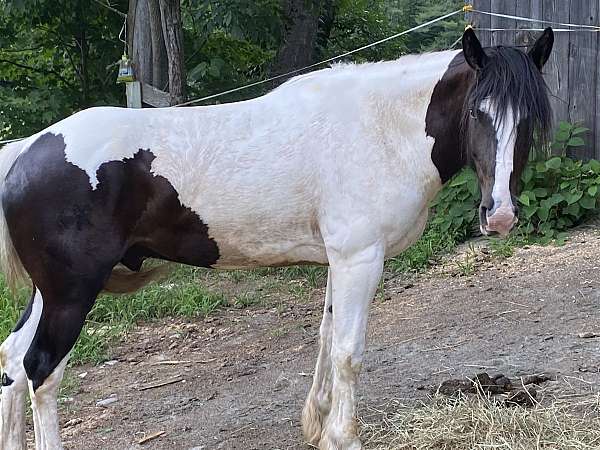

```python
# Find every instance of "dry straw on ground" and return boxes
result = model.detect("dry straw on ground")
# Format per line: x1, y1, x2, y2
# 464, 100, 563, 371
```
360, 394, 600, 450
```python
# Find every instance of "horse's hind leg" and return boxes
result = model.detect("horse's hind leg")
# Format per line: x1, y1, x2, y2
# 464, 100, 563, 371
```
0, 291, 42, 450
23, 278, 103, 450
302, 269, 333, 446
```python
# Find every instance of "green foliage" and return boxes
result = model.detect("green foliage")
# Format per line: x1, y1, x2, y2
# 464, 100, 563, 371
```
388, 167, 478, 273
429, 168, 480, 238
422, 154, 600, 249
0, 0, 126, 139
72, 265, 225, 363
0, 263, 333, 364
325, 0, 407, 62
550, 121, 589, 156
518, 157, 600, 244
184, 0, 281, 102
394, 0, 465, 52
0, 282, 29, 346
387, 222, 458, 272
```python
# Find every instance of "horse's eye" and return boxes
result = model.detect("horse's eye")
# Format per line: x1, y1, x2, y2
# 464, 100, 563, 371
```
469, 109, 478, 120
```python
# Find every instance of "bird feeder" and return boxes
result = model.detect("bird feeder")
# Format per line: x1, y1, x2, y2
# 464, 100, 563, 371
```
117, 53, 134, 83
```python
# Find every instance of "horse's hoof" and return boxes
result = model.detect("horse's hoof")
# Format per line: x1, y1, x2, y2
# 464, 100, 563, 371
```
319, 429, 362, 450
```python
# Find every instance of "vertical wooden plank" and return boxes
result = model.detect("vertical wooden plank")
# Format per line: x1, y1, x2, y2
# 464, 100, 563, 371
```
568, 0, 598, 159
472, 0, 492, 47
527, 0, 544, 46
543, 0, 570, 151
515, 0, 534, 47
490, 0, 516, 46
596, 0, 600, 159
525, 0, 543, 160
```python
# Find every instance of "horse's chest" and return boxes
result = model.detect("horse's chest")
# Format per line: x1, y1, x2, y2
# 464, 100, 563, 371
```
378, 168, 441, 258
383, 206, 430, 258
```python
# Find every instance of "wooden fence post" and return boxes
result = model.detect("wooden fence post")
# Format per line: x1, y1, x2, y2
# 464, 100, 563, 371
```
126, 81, 142, 108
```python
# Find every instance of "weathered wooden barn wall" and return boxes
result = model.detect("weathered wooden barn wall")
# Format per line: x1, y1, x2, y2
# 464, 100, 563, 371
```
470, 1, 600, 160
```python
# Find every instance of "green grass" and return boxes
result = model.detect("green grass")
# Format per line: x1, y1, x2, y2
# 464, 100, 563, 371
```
387, 223, 461, 273
0, 263, 334, 365
0, 282, 30, 345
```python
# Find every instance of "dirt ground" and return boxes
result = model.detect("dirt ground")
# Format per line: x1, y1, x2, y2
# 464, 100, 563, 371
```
50, 226, 600, 449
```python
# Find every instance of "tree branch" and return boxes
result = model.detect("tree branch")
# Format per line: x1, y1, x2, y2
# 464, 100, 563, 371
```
0, 58, 75, 88
0, 46, 45, 53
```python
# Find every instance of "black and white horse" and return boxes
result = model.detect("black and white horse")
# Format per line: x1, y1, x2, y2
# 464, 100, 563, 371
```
0, 28, 553, 449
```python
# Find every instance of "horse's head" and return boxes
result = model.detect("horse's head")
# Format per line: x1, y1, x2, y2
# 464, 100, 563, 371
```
461, 27, 554, 237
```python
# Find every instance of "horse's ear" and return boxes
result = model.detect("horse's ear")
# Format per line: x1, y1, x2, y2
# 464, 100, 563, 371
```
462, 27, 488, 71
528, 27, 554, 70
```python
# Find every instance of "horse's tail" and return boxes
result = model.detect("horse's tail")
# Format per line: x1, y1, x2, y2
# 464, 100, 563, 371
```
103, 264, 171, 294
0, 141, 28, 291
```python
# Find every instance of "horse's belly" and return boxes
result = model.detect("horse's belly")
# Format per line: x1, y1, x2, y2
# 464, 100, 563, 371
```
209, 223, 328, 268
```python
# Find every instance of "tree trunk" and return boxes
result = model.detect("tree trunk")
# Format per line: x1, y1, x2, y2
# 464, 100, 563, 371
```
271, 0, 320, 80
158, 0, 186, 105
128, 0, 174, 104
128, 0, 153, 85
270, 0, 337, 86
148, 0, 168, 90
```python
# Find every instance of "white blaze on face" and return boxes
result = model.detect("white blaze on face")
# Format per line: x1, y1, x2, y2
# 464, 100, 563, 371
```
480, 100, 518, 236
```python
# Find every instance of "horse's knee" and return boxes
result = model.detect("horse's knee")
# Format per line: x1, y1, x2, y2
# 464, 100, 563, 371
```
23, 349, 55, 393
23, 319, 79, 392
331, 350, 363, 383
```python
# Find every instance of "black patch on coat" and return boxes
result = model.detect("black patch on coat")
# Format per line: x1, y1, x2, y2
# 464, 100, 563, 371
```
1, 373, 14, 387
426, 53, 474, 184
3, 132, 220, 390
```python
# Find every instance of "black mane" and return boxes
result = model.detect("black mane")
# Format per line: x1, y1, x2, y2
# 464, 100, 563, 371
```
462, 46, 553, 149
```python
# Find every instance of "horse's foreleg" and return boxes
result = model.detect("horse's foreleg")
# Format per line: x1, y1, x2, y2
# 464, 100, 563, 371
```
0, 291, 42, 450
319, 243, 383, 450
302, 269, 334, 445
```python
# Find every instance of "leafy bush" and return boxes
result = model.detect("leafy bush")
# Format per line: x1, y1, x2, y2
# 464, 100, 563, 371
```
519, 156, 600, 243
429, 168, 480, 239
551, 121, 588, 155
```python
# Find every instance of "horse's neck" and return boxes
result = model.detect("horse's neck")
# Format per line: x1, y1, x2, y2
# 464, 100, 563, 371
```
426, 53, 473, 184
331, 51, 459, 99
352, 51, 471, 184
